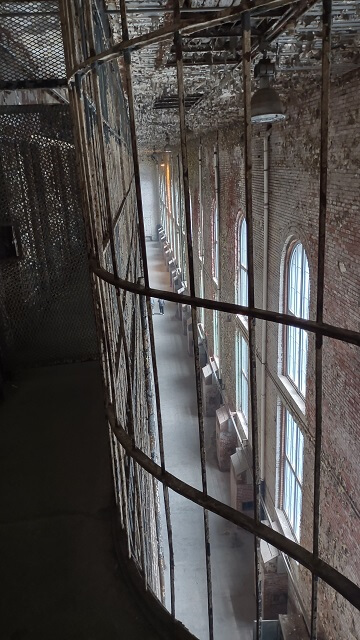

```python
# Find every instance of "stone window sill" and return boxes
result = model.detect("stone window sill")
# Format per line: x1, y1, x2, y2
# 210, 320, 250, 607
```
278, 374, 305, 418
275, 508, 298, 545
236, 314, 248, 332
235, 410, 249, 442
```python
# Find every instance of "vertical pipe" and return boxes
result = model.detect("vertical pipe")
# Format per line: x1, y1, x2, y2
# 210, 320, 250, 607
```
198, 141, 203, 261
242, 11, 262, 640
174, 3, 214, 638
213, 142, 221, 370
260, 131, 270, 481
198, 142, 204, 324
177, 154, 183, 276
311, 0, 332, 637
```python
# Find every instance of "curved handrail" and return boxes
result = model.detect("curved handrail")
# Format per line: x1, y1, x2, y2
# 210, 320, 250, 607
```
90, 260, 360, 347
107, 403, 360, 611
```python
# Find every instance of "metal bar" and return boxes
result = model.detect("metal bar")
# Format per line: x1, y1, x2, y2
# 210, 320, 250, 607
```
118, 0, 177, 614
311, 0, 332, 637
0, 11, 59, 17
59, 0, 131, 547
89, 262, 360, 347
146, 295, 176, 617
242, 12, 262, 640
138, 283, 166, 603
166, 59, 240, 67
0, 79, 67, 91
103, 175, 135, 250
105, 6, 240, 13
174, 2, 214, 636
67, 0, 297, 81
106, 404, 360, 612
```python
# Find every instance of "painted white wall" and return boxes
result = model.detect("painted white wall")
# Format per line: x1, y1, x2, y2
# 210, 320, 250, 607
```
139, 156, 160, 239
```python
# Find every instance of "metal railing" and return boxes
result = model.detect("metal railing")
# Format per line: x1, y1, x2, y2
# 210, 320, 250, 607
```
57, 1, 360, 639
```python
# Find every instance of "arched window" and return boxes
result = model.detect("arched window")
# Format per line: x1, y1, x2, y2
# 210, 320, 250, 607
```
285, 242, 309, 397
212, 146, 219, 281
213, 309, 219, 358
281, 408, 304, 540
236, 332, 249, 425
237, 218, 248, 308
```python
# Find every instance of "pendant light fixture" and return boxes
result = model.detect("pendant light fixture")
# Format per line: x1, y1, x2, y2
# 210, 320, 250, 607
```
251, 56, 286, 124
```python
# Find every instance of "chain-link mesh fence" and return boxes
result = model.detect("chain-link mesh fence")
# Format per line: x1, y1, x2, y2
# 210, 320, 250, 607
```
0, 1, 65, 89
0, 104, 98, 368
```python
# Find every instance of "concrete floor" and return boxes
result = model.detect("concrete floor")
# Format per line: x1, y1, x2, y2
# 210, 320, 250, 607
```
147, 241, 256, 640
0, 360, 192, 640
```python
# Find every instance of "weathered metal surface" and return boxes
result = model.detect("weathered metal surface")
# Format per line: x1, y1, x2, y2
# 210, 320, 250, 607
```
242, 11, 262, 639
106, 403, 360, 612
311, 0, 332, 638
89, 261, 360, 348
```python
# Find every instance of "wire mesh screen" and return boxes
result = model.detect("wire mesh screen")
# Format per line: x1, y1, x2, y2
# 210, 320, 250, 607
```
59, 0, 163, 599
0, 104, 98, 369
0, 1, 65, 88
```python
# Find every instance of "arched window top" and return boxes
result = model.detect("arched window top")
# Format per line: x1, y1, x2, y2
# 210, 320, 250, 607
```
237, 217, 248, 309
239, 218, 247, 268
285, 241, 310, 397
287, 242, 310, 320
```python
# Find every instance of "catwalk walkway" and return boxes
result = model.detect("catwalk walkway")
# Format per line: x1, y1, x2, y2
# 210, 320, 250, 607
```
147, 240, 255, 640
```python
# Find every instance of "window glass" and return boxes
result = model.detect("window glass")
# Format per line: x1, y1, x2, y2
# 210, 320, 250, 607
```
213, 156, 219, 281
286, 243, 309, 397
236, 333, 249, 423
283, 409, 304, 540
237, 219, 248, 308
213, 309, 219, 357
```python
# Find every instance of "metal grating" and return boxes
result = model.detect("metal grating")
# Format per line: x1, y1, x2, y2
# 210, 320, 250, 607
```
0, 105, 98, 369
0, 1, 66, 90
153, 93, 204, 109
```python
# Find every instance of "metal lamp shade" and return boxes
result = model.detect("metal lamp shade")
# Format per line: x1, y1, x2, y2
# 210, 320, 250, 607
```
251, 86, 286, 124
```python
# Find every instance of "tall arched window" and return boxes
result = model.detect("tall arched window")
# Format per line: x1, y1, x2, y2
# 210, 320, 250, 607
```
212, 146, 219, 281
285, 242, 310, 397
281, 408, 304, 540
237, 218, 248, 308
236, 332, 249, 426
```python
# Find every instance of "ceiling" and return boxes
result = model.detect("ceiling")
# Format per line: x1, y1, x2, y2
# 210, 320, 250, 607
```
0, 1, 358, 145
105, 0, 360, 150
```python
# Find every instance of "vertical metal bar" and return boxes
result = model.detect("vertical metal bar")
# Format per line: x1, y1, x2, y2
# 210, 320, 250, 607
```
84, 3, 151, 584
311, 0, 332, 637
173, 2, 214, 638
147, 306, 176, 618
139, 279, 166, 604
242, 11, 262, 640
59, 0, 132, 547
117, 0, 176, 615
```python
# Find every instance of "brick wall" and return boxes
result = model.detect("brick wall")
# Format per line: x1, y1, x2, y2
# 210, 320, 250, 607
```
186, 70, 360, 638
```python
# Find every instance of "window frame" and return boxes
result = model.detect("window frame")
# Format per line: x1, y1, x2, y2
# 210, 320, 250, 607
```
199, 265, 204, 325
236, 331, 249, 426
283, 241, 310, 399
212, 145, 219, 282
236, 216, 248, 328
213, 307, 219, 358
279, 406, 304, 541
